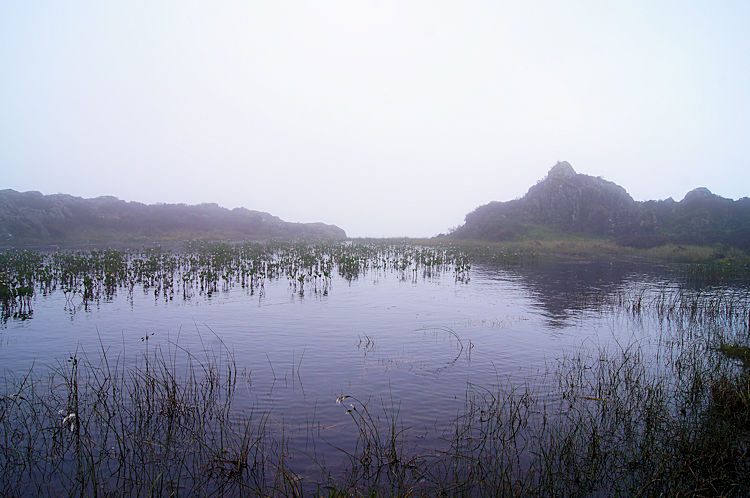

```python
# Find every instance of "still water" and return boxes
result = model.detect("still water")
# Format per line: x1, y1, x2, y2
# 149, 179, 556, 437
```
0, 252, 740, 478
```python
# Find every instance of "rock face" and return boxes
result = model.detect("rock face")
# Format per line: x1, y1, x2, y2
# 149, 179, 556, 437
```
452, 162, 750, 249
546, 160, 577, 179
523, 162, 636, 234
0, 190, 347, 245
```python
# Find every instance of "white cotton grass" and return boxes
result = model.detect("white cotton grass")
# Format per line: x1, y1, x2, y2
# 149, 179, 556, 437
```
335, 396, 357, 414
59, 409, 78, 432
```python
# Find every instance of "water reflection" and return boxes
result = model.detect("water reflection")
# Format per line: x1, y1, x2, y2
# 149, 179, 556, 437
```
484, 259, 665, 327
3, 248, 750, 492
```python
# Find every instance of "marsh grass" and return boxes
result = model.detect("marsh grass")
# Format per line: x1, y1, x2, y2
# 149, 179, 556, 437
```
2, 243, 750, 495
2, 315, 749, 496
425, 314, 750, 496
0, 242, 477, 318
0, 336, 304, 496
323, 394, 427, 495
441, 234, 750, 268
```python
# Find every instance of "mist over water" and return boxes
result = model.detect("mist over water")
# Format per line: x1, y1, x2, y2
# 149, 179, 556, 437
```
2, 1, 750, 491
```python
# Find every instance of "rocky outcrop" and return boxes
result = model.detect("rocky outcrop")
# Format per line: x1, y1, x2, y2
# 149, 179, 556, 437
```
452, 162, 750, 250
522, 162, 636, 234
0, 190, 347, 245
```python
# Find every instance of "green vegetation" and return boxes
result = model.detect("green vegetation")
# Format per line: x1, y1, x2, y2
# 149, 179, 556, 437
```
0, 242, 476, 320
434, 236, 750, 282
718, 344, 750, 369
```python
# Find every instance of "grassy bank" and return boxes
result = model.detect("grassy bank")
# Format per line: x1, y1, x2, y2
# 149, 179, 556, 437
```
433, 235, 750, 264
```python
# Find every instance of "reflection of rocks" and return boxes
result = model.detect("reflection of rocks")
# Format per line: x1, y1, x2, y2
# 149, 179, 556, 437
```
487, 259, 660, 328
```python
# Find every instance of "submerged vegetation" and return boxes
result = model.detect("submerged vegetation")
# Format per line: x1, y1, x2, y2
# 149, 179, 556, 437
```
2, 240, 750, 495
0, 241, 476, 321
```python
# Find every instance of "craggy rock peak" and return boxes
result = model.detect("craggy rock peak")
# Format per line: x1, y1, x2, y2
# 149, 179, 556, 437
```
546, 161, 577, 179
452, 162, 750, 250
0, 190, 346, 245
682, 187, 716, 203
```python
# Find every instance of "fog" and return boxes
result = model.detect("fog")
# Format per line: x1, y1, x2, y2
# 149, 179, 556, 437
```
2, 1, 749, 237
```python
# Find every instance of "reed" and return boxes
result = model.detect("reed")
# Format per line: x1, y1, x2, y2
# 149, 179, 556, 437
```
1, 242, 477, 314
4, 292, 748, 496
0, 336, 298, 496
2, 242, 750, 495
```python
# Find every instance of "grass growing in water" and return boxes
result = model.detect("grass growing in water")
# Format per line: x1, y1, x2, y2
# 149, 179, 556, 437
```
0, 336, 309, 496
2, 290, 749, 495
0, 241, 478, 318
2, 241, 750, 495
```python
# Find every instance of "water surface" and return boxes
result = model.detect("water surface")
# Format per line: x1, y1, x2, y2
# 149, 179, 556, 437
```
1, 252, 744, 478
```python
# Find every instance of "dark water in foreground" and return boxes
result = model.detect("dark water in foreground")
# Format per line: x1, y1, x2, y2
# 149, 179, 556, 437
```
1, 256, 746, 479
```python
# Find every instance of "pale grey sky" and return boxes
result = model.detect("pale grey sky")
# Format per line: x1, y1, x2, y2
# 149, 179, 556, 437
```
2, 1, 748, 237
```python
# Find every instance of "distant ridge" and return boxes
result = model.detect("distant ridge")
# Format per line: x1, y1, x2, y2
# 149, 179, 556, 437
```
451, 162, 750, 250
0, 189, 346, 245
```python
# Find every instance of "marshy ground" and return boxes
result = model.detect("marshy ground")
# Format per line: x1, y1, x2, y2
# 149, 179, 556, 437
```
1, 241, 749, 496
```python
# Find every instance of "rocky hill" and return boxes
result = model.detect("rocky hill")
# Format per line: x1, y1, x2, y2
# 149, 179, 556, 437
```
0, 190, 346, 245
452, 162, 750, 250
